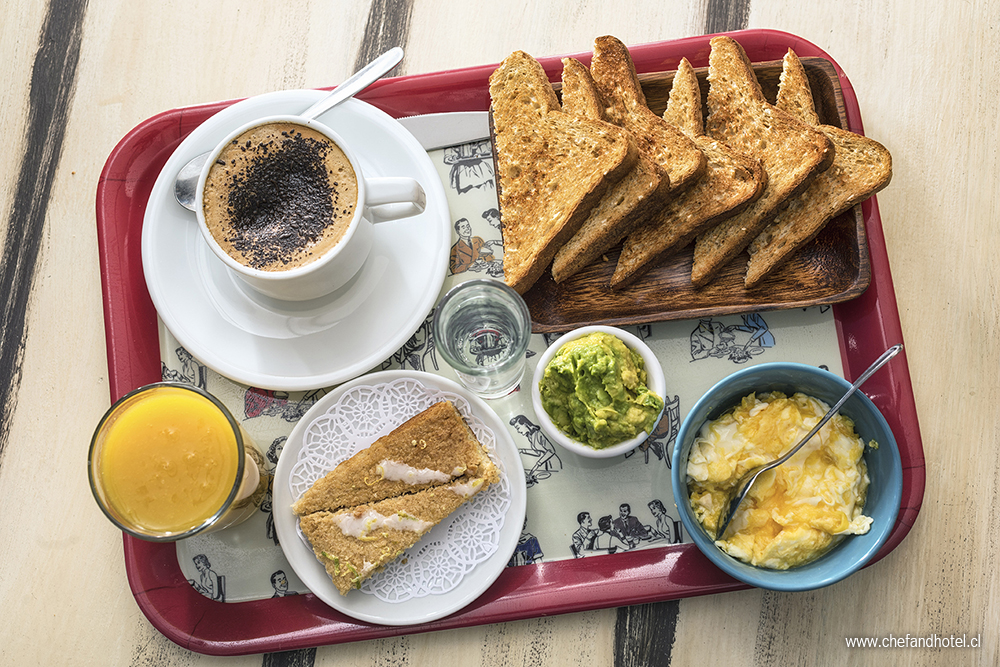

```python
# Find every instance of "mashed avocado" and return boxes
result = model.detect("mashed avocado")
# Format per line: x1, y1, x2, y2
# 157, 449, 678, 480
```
539, 332, 664, 449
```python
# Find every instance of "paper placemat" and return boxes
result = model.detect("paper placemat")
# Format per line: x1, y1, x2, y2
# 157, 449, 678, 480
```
169, 141, 843, 602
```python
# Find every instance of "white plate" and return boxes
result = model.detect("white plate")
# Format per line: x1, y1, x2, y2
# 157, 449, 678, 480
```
273, 371, 527, 626
141, 91, 450, 390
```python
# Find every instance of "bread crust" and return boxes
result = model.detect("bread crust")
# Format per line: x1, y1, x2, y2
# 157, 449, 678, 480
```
611, 58, 766, 289
691, 36, 833, 288
489, 50, 638, 294
591, 35, 706, 198
744, 49, 892, 287
551, 57, 663, 283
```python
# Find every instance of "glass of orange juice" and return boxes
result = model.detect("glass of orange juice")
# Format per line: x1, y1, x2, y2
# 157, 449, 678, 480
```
88, 382, 268, 541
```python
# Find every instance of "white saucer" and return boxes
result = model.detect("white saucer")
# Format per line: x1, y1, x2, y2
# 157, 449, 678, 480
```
273, 371, 527, 626
141, 91, 450, 390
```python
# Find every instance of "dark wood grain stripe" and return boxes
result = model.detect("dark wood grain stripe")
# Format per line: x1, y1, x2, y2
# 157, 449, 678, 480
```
261, 648, 317, 667
0, 0, 88, 465
353, 0, 415, 74
614, 601, 680, 666
705, 0, 752, 35
258, 4, 414, 665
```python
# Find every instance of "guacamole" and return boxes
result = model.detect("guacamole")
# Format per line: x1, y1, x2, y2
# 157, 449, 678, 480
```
538, 332, 664, 449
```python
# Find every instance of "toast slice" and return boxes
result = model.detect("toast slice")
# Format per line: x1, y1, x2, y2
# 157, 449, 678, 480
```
690, 36, 834, 288
744, 49, 892, 287
291, 401, 493, 516
610, 58, 766, 289
551, 57, 663, 283
590, 35, 706, 198
489, 50, 638, 294
300, 473, 497, 595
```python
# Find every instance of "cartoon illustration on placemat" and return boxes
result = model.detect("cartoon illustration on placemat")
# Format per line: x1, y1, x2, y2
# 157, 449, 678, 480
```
260, 436, 287, 546
571, 499, 683, 557
571, 512, 598, 556
510, 414, 563, 487
188, 554, 225, 601
161, 346, 207, 388
444, 139, 495, 194
449, 217, 503, 277
625, 394, 680, 467
690, 313, 775, 363
612, 503, 650, 548
380, 312, 438, 372
647, 499, 683, 544
507, 518, 544, 566
269, 570, 298, 598
243, 388, 324, 422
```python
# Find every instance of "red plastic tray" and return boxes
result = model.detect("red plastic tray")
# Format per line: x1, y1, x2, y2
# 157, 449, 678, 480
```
95, 29, 925, 655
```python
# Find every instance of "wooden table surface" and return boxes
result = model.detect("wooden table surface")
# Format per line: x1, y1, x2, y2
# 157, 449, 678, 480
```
1, 1, 996, 665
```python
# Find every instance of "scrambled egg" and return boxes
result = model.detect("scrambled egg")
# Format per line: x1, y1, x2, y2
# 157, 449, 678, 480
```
686, 391, 873, 569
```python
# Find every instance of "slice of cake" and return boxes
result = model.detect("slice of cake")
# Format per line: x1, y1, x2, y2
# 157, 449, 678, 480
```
299, 474, 498, 595
292, 400, 491, 516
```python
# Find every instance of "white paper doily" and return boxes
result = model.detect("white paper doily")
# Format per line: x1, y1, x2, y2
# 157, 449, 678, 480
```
273, 371, 525, 624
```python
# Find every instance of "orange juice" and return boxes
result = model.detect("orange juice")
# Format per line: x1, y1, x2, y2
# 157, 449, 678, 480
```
92, 384, 248, 537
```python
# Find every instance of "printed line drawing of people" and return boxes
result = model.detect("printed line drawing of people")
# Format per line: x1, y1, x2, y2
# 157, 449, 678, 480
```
509, 414, 562, 487
244, 388, 324, 422
480, 208, 504, 277
443, 139, 495, 194
625, 394, 680, 467
611, 503, 651, 549
571, 511, 598, 557
507, 518, 544, 566
261, 436, 286, 545
269, 570, 297, 598
381, 313, 438, 372
449, 217, 499, 276
647, 499, 683, 544
161, 346, 207, 389
592, 514, 631, 554
690, 313, 775, 364
188, 554, 225, 602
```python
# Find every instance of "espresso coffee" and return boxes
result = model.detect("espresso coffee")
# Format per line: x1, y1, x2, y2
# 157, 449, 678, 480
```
202, 122, 359, 272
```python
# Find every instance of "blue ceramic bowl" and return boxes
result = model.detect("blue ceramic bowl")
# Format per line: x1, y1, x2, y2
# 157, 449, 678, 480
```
670, 362, 903, 591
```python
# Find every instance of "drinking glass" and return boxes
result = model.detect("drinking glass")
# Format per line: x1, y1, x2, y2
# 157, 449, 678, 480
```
432, 279, 531, 398
88, 382, 268, 541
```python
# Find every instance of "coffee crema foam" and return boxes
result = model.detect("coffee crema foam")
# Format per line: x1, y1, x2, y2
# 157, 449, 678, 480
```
203, 122, 359, 272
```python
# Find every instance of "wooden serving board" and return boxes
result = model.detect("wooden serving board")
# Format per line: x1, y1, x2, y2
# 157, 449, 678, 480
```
505, 57, 871, 333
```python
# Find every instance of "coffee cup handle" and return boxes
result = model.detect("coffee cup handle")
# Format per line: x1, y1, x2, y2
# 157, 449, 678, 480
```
365, 177, 426, 222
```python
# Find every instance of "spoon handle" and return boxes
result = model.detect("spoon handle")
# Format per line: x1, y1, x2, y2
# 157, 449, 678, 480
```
770, 343, 903, 469
301, 47, 404, 120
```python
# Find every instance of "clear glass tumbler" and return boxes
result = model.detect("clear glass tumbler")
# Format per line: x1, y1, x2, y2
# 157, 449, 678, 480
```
432, 279, 532, 399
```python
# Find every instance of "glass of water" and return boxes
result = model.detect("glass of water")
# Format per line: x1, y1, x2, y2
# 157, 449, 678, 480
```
432, 279, 532, 399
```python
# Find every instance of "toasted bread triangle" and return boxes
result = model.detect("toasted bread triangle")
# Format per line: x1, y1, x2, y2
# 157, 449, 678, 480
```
591, 35, 706, 197
744, 49, 892, 287
551, 57, 663, 283
611, 58, 766, 289
489, 50, 638, 294
691, 36, 833, 288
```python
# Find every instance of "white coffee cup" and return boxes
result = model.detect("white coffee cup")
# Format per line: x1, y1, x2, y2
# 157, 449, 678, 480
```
195, 114, 425, 301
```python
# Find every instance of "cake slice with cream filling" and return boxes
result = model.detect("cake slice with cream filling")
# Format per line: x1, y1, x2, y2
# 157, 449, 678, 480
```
299, 467, 499, 594
292, 400, 491, 516
294, 399, 502, 595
